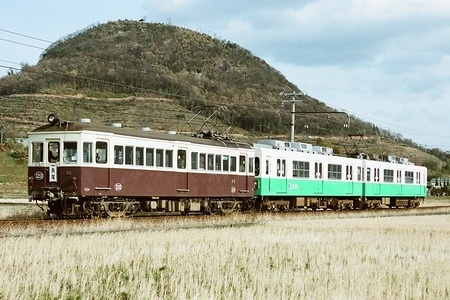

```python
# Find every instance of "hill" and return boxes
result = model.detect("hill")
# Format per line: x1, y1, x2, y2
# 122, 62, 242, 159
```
0, 20, 377, 136
0, 19, 448, 188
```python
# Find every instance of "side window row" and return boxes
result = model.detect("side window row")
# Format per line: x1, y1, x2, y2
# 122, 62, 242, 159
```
30, 140, 254, 173
113, 146, 254, 173
114, 146, 174, 167
190, 152, 253, 173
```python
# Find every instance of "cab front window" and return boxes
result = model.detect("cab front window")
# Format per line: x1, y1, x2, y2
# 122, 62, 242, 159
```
63, 142, 77, 163
48, 142, 60, 163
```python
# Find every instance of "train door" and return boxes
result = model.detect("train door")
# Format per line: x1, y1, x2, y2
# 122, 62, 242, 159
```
238, 154, 252, 193
396, 170, 402, 195
94, 140, 110, 191
346, 165, 354, 194
358, 165, 365, 198
176, 148, 189, 192
366, 167, 372, 197
314, 161, 323, 194
265, 156, 271, 192
276, 157, 287, 193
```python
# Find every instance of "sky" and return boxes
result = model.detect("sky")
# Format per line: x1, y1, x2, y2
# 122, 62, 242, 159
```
1, 0, 450, 150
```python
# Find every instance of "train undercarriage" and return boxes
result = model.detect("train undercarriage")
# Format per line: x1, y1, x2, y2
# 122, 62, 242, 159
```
256, 196, 422, 212
33, 192, 423, 219
34, 193, 256, 219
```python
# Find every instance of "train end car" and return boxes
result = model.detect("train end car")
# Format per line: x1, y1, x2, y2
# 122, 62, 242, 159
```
253, 139, 427, 211
28, 114, 255, 218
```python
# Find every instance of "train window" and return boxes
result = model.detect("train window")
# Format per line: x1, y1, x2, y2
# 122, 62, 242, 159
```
293, 161, 300, 177
215, 154, 222, 171
405, 171, 414, 184
239, 156, 246, 173
146, 148, 154, 166
373, 168, 380, 182
191, 152, 198, 169
328, 164, 342, 180
230, 156, 237, 172
346, 165, 353, 180
63, 142, 77, 163
366, 167, 371, 182
83, 142, 93, 163
199, 153, 206, 170
416, 172, 421, 184
384, 169, 394, 182
48, 141, 60, 163
207, 154, 214, 170
177, 150, 186, 169
223, 155, 229, 171
249, 157, 254, 173
114, 146, 124, 164
125, 146, 133, 165
136, 147, 144, 166
357, 167, 362, 181
276, 159, 281, 176
165, 150, 173, 168
32, 142, 43, 163
96, 142, 108, 164
156, 149, 164, 167
277, 159, 286, 177
293, 161, 309, 178
315, 162, 322, 179
265, 160, 269, 175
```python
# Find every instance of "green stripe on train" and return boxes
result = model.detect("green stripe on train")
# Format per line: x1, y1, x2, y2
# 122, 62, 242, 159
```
255, 178, 427, 197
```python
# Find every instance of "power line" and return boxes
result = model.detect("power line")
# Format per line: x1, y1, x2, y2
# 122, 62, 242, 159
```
0, 28, 53, 43
0, 59, 22, 66
0, 37, 47, 50
325, 103, 450, 141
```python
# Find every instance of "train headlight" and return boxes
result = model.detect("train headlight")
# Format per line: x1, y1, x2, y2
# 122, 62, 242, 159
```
47, 114, 60, 125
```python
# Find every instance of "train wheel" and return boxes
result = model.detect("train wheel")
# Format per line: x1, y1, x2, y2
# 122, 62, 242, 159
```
102, 203, 127, 217
216, 201, 240, 214
100, 200, 139, 218
220, 207, 236, 214
245, 199, 255, 211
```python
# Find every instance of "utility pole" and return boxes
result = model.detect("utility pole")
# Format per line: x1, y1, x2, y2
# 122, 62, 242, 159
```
280, 91, 304, 142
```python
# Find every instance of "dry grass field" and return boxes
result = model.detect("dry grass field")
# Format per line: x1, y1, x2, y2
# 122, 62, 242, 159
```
0, 205, 449, 299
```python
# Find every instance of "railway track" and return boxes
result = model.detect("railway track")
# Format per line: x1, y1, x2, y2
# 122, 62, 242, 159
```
1, 205, 449, 239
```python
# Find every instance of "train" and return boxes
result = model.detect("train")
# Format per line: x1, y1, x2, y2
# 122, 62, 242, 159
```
27, 114, 427, 218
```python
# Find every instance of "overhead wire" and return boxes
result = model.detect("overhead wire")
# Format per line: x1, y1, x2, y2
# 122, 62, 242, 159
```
0, 37, 47, 50
324, 103, 450, 149
0, 28, 53, 44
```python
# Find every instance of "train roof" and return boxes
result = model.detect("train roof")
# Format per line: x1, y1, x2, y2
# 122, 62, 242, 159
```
29, 120, 253, 149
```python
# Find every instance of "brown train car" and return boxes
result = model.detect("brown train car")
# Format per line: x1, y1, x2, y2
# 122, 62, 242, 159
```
28, 115, 255, 218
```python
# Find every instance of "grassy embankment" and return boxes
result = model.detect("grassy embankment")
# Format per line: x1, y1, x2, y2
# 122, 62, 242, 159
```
0, 144, 27, 198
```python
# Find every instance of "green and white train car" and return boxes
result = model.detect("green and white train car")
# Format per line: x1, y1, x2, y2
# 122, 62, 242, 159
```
253, 140, 427, 210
